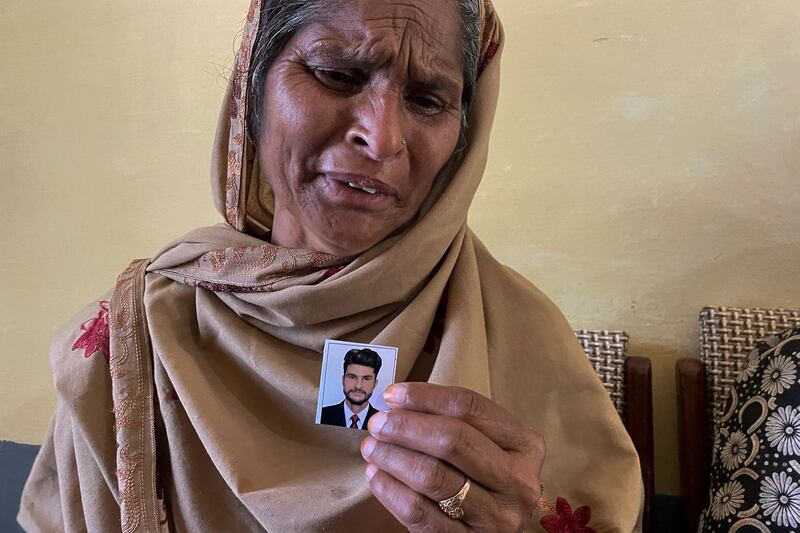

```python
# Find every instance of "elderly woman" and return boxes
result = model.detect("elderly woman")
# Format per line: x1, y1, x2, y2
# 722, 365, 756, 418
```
19, 0, 643, 531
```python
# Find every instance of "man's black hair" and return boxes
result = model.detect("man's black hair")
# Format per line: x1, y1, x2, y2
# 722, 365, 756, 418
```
343, 348, 382, 376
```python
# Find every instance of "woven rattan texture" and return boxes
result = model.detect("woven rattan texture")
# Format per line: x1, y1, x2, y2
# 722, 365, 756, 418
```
700, 306, 800, 434
574, 330, 628, 418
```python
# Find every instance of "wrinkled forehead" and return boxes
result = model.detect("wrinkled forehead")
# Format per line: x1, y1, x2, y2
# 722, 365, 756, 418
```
341, 0, 458, 46
302, 0, 463, 78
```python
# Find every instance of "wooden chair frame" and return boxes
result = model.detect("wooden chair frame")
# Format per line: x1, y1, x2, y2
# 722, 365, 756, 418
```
624, 356, 655, 533
575, 331, 654, 532
676, 357, 711, 532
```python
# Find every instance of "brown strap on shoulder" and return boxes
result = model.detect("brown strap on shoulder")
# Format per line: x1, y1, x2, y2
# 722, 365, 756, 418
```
109, 259, 164, 533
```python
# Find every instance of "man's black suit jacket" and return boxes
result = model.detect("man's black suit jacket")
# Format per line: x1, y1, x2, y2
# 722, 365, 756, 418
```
320, 401, 380, 430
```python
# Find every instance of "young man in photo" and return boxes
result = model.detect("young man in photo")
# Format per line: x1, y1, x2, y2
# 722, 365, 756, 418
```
321, 348, 383, 430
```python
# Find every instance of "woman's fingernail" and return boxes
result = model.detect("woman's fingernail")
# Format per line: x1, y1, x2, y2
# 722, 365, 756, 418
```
361, 437, 376, 460
365, 464, 378, 481
384, 384, 407, 405
369, 412, 387, 434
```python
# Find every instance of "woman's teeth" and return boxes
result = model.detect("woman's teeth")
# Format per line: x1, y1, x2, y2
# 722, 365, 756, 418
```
348, 182, 377, 194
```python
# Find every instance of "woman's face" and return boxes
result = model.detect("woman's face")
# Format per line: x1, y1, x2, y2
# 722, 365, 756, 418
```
258, 0, 464, 256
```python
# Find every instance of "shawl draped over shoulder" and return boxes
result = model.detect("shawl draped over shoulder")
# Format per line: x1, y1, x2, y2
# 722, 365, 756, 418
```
19, 1, 644, 531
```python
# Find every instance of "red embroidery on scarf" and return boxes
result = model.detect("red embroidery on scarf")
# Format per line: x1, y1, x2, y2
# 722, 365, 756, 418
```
322, 265, 345, 279
540, 498, 596, 533
72, 301, 110, 360
478, 42, 500, 76
229, 75, 242, 119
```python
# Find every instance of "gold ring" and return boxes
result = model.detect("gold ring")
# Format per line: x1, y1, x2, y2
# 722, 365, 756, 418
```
438, 478, 470, 520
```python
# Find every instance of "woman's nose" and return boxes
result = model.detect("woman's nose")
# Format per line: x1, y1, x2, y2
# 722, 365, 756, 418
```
346, 91, 406, 161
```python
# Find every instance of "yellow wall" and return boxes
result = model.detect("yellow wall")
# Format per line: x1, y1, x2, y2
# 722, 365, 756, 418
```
2, 0, 799, 497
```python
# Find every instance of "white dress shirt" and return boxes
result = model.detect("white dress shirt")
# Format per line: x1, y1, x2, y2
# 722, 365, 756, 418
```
343, 401, 370, 430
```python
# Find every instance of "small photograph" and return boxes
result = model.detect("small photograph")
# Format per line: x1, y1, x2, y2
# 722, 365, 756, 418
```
316, 339, 398, 431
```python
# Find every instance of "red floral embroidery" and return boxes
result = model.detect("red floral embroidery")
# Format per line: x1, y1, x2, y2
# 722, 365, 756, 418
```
71, 301, 110, 360
322, 265, 345, 280
540, 498, 596, 533
478, 42, 500, 76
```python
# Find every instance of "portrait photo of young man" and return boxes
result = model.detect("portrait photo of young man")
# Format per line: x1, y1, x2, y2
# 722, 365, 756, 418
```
320, 348, 383, 430
316, 340, 397, 431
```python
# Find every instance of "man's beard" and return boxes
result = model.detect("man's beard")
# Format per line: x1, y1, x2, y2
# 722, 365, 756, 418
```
345, 389, 372, 406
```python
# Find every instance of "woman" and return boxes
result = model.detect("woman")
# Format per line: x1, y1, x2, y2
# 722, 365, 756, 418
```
19, 0, 644, 531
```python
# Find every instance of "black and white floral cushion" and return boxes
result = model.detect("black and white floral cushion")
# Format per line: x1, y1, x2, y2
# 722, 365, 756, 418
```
699, 324, 800, 532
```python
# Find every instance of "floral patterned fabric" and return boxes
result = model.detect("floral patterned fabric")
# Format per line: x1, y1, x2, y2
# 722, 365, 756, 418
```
699, 324, 800, 531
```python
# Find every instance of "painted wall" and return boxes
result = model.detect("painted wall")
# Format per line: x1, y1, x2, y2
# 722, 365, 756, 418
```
2, 0, 799, 497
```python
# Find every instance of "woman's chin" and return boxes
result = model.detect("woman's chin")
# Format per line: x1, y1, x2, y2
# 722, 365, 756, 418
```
303, 219, 400, 256
271, 199, 411, 256
313, 232, 384, 257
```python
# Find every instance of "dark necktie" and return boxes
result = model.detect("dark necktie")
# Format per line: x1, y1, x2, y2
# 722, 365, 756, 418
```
349, 414, 359, 429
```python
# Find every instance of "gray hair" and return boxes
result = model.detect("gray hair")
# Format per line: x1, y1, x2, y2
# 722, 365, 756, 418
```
247, 0, 481, 155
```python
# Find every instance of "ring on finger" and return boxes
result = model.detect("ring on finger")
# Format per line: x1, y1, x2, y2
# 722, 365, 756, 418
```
438, 477, 471, 520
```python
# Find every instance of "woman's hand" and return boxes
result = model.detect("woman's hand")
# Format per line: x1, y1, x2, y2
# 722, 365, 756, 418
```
361, 383, 545, 532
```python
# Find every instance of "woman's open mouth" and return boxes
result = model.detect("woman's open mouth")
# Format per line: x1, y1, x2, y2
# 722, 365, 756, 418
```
321, 173, 398, 210
347, 182, 378, 194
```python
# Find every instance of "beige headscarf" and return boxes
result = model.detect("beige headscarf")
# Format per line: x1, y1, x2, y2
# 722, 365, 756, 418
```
19, 1, 643, 531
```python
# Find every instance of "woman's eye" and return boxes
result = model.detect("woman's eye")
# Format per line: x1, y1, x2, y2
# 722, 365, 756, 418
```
408, 94, 445, 115
313, 69, 358, 91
